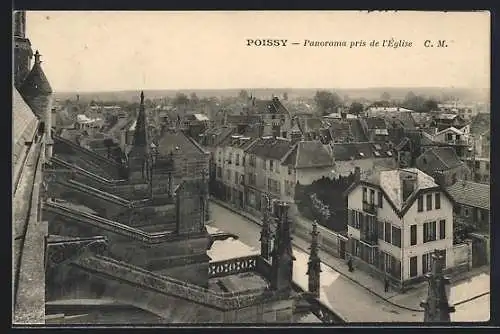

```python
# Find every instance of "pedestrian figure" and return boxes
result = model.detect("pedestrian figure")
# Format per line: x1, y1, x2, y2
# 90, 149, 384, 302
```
347, 256, 354, 272
384, 276, 390, 292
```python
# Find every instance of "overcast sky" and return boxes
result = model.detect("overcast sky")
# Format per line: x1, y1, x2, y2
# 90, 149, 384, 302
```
25, 11, 490, 92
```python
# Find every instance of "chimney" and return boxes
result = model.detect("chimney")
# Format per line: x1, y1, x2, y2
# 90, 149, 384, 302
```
401, 170, 418, 202
434, 171, 446, 188
354, 166, 361, 182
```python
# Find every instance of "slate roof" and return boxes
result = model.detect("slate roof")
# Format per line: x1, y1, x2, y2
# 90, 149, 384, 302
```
158, 129, 207, 156
253, 98, 289, 115
385, 111, 417, 130
365, 117, 387, 129
416, 147, 465, 172
298, 117, 324, 133
294, 141, 333, 169
219, 134, 258, 149
244, 137, 293, 160
446, 181, 490, 210
331, 142, 394, 161
347, 119, 369, 142
12, 87, 38, 166
411, 112, 433, 126
327, 121, 352, 142
226, 114, 261, 125
19, 51, 53, 96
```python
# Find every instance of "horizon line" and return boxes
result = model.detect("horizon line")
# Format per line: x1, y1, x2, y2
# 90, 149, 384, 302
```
52, 86, 490, 94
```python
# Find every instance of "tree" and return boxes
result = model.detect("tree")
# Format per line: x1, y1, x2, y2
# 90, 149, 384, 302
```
381, 92, 391, 101
238, 90, 249, 101
173, 93, 190, 107
190, 92, 200, 106
423, 99, 439, 112
314, 90, 342, 115
349, 102, 364, 115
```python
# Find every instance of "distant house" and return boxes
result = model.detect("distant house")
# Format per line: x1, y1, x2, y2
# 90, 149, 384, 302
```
473, 129, 490, 159
432, 127, 471, 159
393, 130, 436, 168
432, 113, 468, 132
464, 157, 490, 184
331, 142, 397, 177
360, 117, 389, 142
415, 147, 471, 186
446, 181, 490, 233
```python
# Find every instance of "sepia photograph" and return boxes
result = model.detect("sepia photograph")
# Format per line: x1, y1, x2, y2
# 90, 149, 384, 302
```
12, 10, 490, 325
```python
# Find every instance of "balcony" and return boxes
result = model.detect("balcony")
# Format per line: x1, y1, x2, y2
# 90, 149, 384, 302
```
445, 139, 469, 146
362, 201, 377, 215
360, 230, 378, 246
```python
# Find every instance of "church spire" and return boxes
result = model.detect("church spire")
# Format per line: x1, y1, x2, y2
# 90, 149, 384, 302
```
132, 91, 148, 148
420, 249, 455, 323
307, 220, 322, 298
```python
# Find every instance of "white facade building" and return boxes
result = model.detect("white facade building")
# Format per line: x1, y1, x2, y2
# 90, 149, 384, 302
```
345, 168, 454, 289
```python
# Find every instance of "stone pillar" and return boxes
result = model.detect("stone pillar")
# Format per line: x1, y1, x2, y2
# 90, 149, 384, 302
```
420, 249, 455, 323
260, 194, 272, 260
307, 220, 322, 298
270, 201, 295, 291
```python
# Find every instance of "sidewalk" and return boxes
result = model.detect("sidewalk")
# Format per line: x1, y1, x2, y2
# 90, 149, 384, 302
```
209, 198, 490, 312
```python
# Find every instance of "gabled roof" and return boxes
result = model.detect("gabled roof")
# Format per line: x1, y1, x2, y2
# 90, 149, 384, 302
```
345, 168, 452, 218
294, 141, 334, 169
416, 147, 465, 172
331, 142, 394, 161
434, 127, 465, 137
446, 181, 490, 211
244, 137, 292, 160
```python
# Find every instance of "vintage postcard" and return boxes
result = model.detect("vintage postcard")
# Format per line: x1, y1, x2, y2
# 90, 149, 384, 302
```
12, 10, 490, 325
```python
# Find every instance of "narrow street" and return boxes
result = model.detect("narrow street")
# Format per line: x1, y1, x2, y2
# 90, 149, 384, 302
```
209, 202, 424, 322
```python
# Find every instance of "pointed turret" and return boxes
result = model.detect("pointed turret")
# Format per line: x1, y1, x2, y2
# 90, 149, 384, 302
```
307, 220, 322, 298
270, 201, 295, 291
19, 50, 53, 118
259, 194, 273, 260
420, 249, 455, 323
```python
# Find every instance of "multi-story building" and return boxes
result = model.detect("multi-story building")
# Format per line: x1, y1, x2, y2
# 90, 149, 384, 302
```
214, 137, 334, 217
214, 134, 258, 208
344, 168, 454, 290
